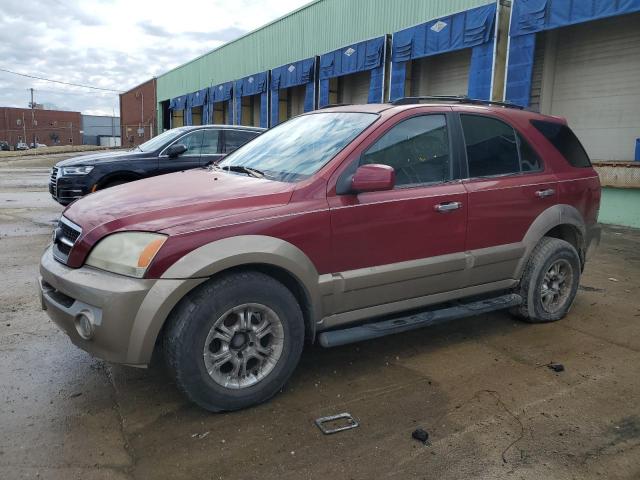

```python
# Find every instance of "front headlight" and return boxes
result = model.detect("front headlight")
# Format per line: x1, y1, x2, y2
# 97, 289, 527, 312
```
85, 232, 167, 278
62, 166, 94, 175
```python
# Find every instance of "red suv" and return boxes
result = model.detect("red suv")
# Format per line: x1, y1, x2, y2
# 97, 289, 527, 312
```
39, 97, 601, 412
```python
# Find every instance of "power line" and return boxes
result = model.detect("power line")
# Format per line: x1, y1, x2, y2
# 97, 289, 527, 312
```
0, 67, 122, 92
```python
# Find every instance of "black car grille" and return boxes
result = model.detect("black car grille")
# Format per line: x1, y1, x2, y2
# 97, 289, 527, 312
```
52, 217, 82, 263
49, 167, 58, 197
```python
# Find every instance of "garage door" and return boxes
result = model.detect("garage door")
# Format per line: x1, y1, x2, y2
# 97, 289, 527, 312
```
410, 49, 471, 97
340, 71, 371, 105
545, 13, 640, 162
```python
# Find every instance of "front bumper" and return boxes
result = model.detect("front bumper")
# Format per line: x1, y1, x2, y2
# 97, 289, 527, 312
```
49, 175, 93, 205
39, 246, 206, 366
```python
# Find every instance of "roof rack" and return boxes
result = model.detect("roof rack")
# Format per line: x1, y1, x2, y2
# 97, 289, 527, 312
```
319, 103, 352, 109
391, 95, 525, 110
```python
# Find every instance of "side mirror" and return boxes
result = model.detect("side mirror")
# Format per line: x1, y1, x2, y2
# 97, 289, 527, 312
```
351, 164, 395, 193
166, 144, 187, 158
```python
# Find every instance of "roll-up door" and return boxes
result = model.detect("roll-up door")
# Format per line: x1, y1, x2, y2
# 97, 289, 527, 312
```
545, 13, 640, 161
339, 71, 371, 104
409, 49, 471, 97
528, 33, 546, 113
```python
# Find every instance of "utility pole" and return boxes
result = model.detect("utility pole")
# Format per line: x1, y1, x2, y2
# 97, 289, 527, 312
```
30, 88, 36, 147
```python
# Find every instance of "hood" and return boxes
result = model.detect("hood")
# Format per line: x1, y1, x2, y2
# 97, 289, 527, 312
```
55, 149, 146, 167
63, 168, 295, 236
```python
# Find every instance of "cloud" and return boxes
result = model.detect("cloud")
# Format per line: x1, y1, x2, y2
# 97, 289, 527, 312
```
0, 0, 310, 115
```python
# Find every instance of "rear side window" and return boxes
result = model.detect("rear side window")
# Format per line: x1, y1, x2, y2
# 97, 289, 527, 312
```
531, 120, 591, 167
224, 130, 260, 153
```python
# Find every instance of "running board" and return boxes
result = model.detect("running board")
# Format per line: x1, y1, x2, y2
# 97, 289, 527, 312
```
318, 293, 522, 348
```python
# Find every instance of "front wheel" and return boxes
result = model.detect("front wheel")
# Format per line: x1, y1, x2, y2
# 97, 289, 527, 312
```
163, 271, 305, 412
512, 237, 581, 323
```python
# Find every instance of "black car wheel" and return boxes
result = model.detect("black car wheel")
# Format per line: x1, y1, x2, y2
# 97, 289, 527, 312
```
163, 271, 305, 412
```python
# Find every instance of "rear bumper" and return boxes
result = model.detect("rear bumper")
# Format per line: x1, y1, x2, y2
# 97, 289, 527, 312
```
39, 246, 206, 366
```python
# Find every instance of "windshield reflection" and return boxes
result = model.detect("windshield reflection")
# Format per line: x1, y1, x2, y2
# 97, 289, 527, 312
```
218, 112, 378, 182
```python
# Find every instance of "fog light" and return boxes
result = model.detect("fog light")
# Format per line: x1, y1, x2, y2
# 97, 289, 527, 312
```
75, 312, 95, 340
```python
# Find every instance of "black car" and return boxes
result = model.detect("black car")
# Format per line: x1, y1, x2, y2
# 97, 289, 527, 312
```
0, 141, 10, 151
49, 125, 264, 205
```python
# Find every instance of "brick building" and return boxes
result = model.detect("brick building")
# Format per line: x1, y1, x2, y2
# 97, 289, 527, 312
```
0, 107, 82, 147
119, 78, 156, 148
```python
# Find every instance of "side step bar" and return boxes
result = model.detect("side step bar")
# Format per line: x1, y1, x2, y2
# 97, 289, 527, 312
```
318, 293, 522, 348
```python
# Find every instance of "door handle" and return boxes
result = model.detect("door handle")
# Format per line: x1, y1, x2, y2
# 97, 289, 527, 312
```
535, 188, 555, 198
434, 201, 462, 213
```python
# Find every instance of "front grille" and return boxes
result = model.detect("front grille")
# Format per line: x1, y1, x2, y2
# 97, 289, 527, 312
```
52, 216, 82, 264
49, 167, 58, 197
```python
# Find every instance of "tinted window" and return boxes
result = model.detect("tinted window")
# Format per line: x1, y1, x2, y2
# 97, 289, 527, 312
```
531, 120, 591, 167
361, 115, 450, 186
225, 130, 260, 153
517, 132, 542, 172
201, 129, 220, 154
175, 130, 204, 156
461, 115, 520, 177
218, 112, 377, 183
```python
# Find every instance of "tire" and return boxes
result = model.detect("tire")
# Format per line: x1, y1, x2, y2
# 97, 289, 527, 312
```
512, 237, 581, 323
163, 271, 305, 412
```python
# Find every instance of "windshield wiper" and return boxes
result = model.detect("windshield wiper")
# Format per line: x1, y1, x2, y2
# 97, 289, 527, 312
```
218, 165, 265, 178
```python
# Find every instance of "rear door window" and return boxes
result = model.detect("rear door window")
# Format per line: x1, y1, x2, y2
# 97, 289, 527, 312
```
201, 129, 221, 154
461, 115, 520, 177
361, 114, 451, 187
224, 130, 260, 153
531, 120, 591, 167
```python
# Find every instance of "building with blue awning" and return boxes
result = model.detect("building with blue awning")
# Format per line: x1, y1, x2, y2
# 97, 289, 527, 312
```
505, 0, 640, 163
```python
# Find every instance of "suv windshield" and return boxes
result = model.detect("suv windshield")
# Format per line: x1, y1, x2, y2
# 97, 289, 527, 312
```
137, 127, 190, 152
218, 112, 378, 182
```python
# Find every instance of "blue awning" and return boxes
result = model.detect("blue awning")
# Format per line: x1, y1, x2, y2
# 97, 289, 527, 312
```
505, 0, 640, 107
187, 88, 208, 108
270, 57, 316, 126
510, 0, 640, 37
208, 81, 233, 103
318, 36, 385, 81
169, 95, 187, 110
389, 3, 497, 101
271, 57, 315, 91
234, 71, 269, 128
235, 71, 268, 98
391, 3, 496, 62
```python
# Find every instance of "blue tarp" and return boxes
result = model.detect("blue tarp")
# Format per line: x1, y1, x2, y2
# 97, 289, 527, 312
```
169, 95, 187, 110
270, 57, 316, 126
207, 81, 234, 124
185, 88, 208, 126
318, 36, 385, 108
390, 2, 497, 101
234, 72, 269, 128
506, 0, 640, 107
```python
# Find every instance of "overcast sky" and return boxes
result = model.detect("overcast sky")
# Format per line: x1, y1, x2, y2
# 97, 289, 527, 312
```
0, 0, 309, 116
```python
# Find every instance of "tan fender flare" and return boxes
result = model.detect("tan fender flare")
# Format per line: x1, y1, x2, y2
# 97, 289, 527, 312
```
514, 204, 586, 279
128, 235, 324, 364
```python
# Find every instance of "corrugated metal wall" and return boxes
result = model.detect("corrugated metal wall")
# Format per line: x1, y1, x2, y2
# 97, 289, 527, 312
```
156, 0, 493, 102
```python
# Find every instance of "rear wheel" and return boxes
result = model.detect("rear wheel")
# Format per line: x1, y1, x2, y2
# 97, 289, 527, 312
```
163, 271, 304, 412
512, 237, 581, 323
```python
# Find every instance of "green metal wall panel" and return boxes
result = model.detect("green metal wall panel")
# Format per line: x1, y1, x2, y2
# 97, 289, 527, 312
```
599, 188, 640, 229
157, 0, 494, 102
